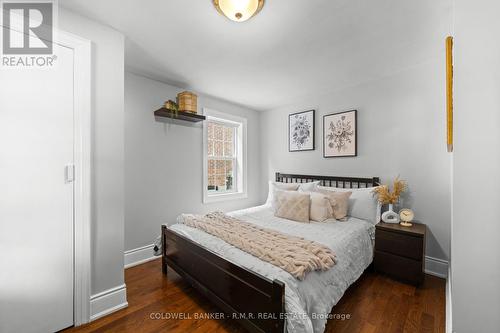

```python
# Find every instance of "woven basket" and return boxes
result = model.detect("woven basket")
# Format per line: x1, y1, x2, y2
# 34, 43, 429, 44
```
177, 91, 198, 114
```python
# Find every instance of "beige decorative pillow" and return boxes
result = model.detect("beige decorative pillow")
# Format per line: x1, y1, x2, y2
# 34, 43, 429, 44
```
318, 190, 352, 220
274, 190, 311, 223
308, 191, 333, 222
318, 186, 381, 224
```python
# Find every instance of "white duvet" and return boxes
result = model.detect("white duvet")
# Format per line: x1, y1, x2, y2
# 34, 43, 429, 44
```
167, 204, 375, 333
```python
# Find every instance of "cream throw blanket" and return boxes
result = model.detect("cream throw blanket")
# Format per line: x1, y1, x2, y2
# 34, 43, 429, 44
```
180, 211, 336, 280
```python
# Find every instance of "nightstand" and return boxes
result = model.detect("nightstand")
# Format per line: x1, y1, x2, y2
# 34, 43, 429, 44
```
374, 222, 426, 285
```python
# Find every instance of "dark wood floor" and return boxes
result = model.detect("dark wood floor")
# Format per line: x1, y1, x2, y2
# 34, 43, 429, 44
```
64, 259, 445, 333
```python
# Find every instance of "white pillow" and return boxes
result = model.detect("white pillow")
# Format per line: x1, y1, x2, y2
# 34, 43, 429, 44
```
265, 181, 299, 205
298, 181, 320, 193
265, 180, 320, 205
317, 186, 381, 224
307, 191, 333, 222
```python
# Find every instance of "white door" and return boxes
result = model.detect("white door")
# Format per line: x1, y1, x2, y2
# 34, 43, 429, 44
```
0, 31, 75, 332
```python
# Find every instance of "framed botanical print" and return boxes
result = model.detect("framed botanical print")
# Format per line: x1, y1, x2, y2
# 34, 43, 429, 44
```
323, 110, 357, 157
289, 110, 315, 152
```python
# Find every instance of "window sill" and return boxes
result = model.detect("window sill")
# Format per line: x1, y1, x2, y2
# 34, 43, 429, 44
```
203, 191, 248, 204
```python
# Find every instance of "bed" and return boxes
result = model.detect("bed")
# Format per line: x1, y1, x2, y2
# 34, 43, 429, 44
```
162, 172, 380, 333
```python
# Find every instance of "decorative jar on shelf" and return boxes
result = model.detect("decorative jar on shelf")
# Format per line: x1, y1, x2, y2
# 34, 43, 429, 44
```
177, 91, 197, 114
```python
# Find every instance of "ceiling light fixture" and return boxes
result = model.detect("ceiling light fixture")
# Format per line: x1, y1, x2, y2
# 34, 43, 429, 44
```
213, 0, 265, 22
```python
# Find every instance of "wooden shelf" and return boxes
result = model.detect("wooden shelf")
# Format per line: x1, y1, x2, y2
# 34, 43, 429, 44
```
154, 108, 206, 122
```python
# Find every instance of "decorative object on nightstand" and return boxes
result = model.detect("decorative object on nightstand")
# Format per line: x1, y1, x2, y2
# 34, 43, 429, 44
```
372, 177, 407, 224
374, 221, 426, 285
399, 208, 415, 227
381, 208, 399, 224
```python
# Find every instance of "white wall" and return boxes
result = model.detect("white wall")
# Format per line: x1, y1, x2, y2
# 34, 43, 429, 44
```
260, 60, 451, 265
124, 72, 261, 252
59, 8, 125, 296
451, 0, 500, 331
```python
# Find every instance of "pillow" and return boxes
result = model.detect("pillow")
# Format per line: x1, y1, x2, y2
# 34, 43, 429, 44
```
265, 181, 299, 205
318, 186, 381, 224
297, 181, 321, 193
307, 191, 334, 222
273, 190, 310, 223
265, 180, 320, 204
318, 190, 352, 220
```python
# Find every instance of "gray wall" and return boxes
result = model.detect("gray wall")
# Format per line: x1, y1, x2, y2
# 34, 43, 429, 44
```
260, 60, 451, 263
452, 0, 500, 331
124, 72, 261, 251
59, 8, 125, 295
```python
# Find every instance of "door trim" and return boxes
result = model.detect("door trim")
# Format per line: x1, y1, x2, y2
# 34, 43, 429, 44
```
57, 30, 92, 326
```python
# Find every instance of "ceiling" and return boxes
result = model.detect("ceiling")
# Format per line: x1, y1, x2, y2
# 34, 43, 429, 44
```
61, 0, 452, 111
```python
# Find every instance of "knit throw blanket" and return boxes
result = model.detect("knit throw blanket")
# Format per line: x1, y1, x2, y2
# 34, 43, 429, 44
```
180, 211, 336, 280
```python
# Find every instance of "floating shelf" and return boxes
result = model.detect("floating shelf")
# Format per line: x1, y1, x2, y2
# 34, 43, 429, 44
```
154, 108, 206, 122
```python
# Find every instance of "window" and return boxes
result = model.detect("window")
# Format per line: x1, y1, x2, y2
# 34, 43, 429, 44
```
203, 109, 247, 203
207, 121, 236, 193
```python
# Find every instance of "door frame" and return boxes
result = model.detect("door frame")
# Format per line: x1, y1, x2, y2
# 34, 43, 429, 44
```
57, 30, 92, 326
2, 18, 93, 326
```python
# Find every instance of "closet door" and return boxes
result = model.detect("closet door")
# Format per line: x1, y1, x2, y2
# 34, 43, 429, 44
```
0, 34, 75, 332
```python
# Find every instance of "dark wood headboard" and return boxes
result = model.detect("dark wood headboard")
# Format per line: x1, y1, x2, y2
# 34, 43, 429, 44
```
275, 172, 379, 189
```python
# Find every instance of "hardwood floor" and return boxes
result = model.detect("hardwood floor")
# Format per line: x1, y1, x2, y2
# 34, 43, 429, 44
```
64, 259, 445, 333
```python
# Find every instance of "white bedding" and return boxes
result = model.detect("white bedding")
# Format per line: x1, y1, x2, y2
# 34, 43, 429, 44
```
167, 204, 375, 333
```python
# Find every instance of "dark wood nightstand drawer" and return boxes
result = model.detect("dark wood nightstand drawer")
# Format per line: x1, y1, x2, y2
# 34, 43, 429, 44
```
374, 250, 424, 285
375, 229, 423, 260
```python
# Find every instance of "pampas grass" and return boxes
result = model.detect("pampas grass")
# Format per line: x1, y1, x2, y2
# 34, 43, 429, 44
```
372, 177, 407, 204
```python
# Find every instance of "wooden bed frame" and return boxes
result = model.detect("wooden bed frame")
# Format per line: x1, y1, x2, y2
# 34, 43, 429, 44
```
162, 172, 379, 333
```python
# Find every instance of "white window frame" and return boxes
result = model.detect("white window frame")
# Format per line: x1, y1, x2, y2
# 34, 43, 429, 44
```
203, 108, 247, 203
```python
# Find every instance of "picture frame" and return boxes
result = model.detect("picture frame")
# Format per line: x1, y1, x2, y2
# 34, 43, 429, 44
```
288, 110, 315, 152
323, 110, 357, 157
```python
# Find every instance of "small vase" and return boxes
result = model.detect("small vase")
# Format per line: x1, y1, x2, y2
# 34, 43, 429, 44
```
381, 203, 400, 224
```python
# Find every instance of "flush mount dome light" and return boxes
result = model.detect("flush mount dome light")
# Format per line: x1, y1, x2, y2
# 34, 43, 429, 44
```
213, 0, 265, 22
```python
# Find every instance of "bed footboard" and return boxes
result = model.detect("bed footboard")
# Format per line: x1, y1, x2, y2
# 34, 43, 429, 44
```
162, 225, 285, 333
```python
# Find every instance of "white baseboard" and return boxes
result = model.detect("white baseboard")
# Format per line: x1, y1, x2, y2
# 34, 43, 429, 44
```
425, 255, 449, 279
90, 284, 128, 321
124, 244, 159, 268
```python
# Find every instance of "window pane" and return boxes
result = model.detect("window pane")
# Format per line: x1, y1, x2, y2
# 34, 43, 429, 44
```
206, 119, 239, 194
224, 127, 233, 142
208, 159, 215, 177
225, 160, 233, 173
207, 139, 214, 156
214, 124, 223, 140
208, 122, 214, 139
208, 176, 215, 188
207, 157, 235, 193
214, 140, 223, 156
223, 141, 232, 157
216, 175, 226, 187
226, 160, 234, 190
215, 159, 225, 174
